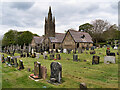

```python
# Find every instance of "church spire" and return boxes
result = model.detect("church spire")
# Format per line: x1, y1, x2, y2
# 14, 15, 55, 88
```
48, 6, 52, 21
49, 6, 51, 14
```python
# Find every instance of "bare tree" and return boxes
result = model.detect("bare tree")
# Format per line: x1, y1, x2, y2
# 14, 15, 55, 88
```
91, 19, 110, 33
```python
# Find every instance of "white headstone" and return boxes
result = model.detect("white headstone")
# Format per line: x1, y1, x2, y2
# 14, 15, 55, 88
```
63, 49, 67, 53
104, 56, 116, 64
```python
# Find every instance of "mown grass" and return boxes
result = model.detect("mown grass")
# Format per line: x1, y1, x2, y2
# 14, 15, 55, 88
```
1, 47, 118, 88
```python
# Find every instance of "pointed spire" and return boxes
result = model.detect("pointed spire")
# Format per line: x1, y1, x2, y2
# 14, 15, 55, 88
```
49, 6, 51, 13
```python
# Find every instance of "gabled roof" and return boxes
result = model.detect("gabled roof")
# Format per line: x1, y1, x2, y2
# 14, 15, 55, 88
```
33, 36, 44, 44
49, 33, 65, 43
67, 29, 93, 43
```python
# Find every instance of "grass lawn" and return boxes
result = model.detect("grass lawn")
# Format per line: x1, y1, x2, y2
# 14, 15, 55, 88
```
1, 47, 118, 88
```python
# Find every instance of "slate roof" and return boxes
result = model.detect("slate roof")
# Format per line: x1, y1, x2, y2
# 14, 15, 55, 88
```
68, 29, 93, 43
49, 33, 65, 43
33, 36, 44, 44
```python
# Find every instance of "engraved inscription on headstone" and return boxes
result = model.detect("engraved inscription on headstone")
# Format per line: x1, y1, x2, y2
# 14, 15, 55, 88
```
92, 56, 100, 65
34, 61, 41, 78
104, 56, 116, 64
50, 62, 62, 83
73, 54, 78, 61
40, 66, 47, 79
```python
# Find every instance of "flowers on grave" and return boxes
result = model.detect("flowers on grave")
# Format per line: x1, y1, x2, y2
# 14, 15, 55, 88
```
54, 59, 56, 60
30, 74, 34, 77
34, 75, 39, 79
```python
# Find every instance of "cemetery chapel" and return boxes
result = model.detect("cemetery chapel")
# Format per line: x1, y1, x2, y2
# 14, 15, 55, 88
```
31, 6, 93, 51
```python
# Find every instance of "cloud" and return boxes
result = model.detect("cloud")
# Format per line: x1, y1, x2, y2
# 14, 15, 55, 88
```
10, 2, 35, 10
0, 1, 118, 36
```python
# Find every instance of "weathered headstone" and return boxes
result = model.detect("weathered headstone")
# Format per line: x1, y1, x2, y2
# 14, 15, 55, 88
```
86, 46, 89, 50
78, 48, 83, 54
7, 56, 11, 64
106, 49, 110, 56
43, 51, 48, 59
40, 66, 47, 79
56, 54, 61, 60
80, 83, 87, 89
34, 61, 41, 78
2, 54, 5, 63
14, 58, 18, 67
50, 54, 54, 60
91, 46, 94, 50
104, 56, 116, 64
18, 60, 24, 70
27, 68, 31, 72
73, 54, 78, 61
90, 50, 96, 54
92, 56, 100, 65
10, 57, 14, 65
63, 49, 67, 53
49, 62, 62, 83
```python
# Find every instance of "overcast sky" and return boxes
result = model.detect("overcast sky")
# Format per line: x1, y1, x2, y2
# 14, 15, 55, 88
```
0, 0, 119, 36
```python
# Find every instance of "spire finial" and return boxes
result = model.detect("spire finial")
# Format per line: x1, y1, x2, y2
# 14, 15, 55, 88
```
49, 6, 51, 13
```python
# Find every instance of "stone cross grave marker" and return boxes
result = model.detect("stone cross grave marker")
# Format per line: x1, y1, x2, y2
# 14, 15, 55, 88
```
50, 62, 62, 83
92, 56, 100, 65
104, 56, 116, 64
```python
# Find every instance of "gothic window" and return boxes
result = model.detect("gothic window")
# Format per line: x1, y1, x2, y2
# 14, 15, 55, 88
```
77, 43, 79, 48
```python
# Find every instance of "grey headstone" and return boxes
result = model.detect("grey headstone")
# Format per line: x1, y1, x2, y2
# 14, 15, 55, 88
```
34, 61, 41, 78
104, 56, 116, 64
92, 56, 100, 65
18, 60, 24, 70
50, 62, 62, 83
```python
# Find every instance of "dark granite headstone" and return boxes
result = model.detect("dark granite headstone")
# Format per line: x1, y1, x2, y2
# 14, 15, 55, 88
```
86, 47, 89, 50
10, 57, 14, 65
73, 54, 78, 61
92, 56, 100, 65
7, 56, 11, 64
91, 47, 94, 50
18, 60, 24, 70
106, 49, 110, 56
50, 62, 62, 83
50, 54, 54, 60
109, 53, 115, 56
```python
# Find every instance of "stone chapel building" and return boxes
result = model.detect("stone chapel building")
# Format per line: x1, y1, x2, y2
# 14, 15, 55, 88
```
31, 6, 93, 51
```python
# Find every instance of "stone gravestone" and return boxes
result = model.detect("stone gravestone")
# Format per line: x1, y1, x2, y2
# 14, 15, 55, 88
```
106, 49, 110, 56
40, 66, 47, 79
78, 48, 83, 54
2, 54, 5, 63
104, 56, 116, 64
114, 40, 118, 49
67, 49, 71, 54
50, 54, 54, 60
34, 61, 41, 79
43, 51, 48, 59
86, 46, 89, 50
27, 52, 30, 57
80, 83, 87, 89
14, 58, 18, 67
18, 60, 24, 70
92, 56, 100, 65
10, 57, 14, 65
73, 54, 78, 61
7, 56, 11, 64
49, 62, 62, 84
91, 46, 94, 50
56, 54, 61, 60
90, 50, 96, 54
63, 49, 67, 53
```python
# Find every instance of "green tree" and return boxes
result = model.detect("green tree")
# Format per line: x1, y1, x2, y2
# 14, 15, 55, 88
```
79, 23, 93, 33
17, 31, 33, 46
2, 30, 18, 47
